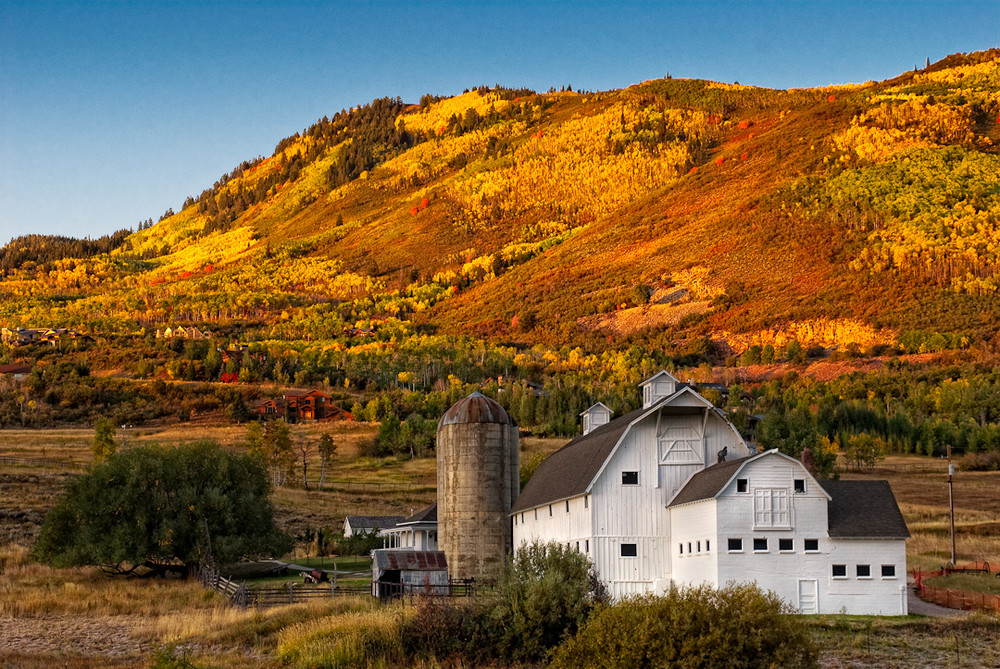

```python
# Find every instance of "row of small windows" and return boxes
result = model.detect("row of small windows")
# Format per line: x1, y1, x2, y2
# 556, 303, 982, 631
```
735, 478, 807, 494
515, 495, 589, 526
727, 537, 820, 553
833, 564, 896, 579
678, 540, 710, 555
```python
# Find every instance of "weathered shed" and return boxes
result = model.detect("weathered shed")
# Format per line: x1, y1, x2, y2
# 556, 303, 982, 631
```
371, 549, 449, 599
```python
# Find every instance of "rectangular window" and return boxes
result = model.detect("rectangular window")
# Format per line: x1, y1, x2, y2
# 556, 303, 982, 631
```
679, 543, 684, 554
622, 471, 639, 485
794, 479, 805, 493
804, 538, 819, 552
520, 512, 524, 523
754, 488, 790, 528
514, 515, 518, 526
575, 541, 580, 551
549, 504, 552, 517
779, 538, 794, 552
584, 495, 589, 509
533, 509, 537, 521
881, 564, 896, 579
687, 542, 692, 554
857, 564, 871, 579
697, 541, 701, 552
585, 539, 589, 553
832, 564, 847, 578
753, 538, 768, 552
737, 478, 748, 493
728, 538, 743, 552
621, 543, 637, 557
705, 540, 710, 552
566, 500, 570, 513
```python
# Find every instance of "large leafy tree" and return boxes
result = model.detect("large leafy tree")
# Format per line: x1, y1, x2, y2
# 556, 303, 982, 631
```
32, 439, 291, 574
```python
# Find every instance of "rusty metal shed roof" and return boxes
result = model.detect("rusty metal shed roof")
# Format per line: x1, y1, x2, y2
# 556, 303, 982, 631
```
438, 392, 516, 428
372, 550, 448, 571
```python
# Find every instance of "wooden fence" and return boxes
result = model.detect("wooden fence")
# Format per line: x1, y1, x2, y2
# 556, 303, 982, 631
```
0, 455, 83, 469
913, 561, 1000, 614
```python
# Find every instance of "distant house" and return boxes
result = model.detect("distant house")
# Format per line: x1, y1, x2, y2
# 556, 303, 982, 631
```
1, 327, 91, 347
158, 326, 212, 340
0, 363, 31, 382
251, 390, 353, 422
343, 515, 406, 538
382, 504, 438, 550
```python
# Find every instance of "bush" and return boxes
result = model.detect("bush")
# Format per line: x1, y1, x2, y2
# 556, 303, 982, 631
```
551, 583, 818, 669
959, 451, 1000, 471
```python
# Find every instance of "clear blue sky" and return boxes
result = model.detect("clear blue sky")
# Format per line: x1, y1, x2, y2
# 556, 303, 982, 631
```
1, 1, 997, 245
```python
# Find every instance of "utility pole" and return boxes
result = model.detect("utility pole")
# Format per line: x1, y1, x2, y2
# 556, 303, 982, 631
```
947, 444, 956, 566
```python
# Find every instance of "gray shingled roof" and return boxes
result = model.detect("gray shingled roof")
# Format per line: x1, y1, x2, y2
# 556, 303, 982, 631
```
346, 515, 405, 530
667, 455, 754, 507
511, 405, 649, 514
820, 480, 910, 538
398, 503, 437, 525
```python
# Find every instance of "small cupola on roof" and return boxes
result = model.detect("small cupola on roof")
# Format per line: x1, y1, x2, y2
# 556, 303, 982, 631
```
640, 370, 681, 408
580, 402, 613, 435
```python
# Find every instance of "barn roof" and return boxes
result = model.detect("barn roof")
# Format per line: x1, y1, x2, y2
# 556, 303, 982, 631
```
510, 405, 648, 514
372, 550, 448, 571
820, 480, 910, 538
0, 364, 31, 374
667, 455, 756, 506
511, 387, 740, 514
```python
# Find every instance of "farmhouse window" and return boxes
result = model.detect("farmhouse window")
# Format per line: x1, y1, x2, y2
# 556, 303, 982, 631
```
727, 538, 743, 552
804, 538, 819, 552
622, 471, 639, 485
621, 543, 638, 557
856, 564, 871, 579
794, 479, 806, 493
832, 564, 847, 578
779, 538, 794, 552
881, 564, 896, 578
753, 488, 790, 528
737, 478, 748, 493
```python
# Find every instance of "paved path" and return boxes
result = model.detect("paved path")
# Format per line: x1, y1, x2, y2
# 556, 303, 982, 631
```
906, 578, 968, 617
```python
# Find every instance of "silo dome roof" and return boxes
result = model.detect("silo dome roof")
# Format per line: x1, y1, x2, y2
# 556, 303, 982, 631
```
439, 392, 516, 427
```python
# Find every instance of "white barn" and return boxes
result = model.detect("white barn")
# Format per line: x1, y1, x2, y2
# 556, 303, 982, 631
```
511, 371, 909, 615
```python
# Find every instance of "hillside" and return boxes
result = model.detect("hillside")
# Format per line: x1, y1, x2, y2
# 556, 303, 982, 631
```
3, 50, 1000, 442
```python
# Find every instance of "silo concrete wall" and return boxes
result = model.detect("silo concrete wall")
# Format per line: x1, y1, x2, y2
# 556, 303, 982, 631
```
437, 421, 519, 580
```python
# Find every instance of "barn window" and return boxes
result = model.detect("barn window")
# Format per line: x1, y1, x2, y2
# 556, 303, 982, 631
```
622, 471, 639, 485
549, 505, 552, 517
679, 543, 684, 554
804, 538, 819, 552
566, 500, 570, 513
754, 489, 790, 528
737, 478, 748, 493
514, 515, 518, 526
584, 495, 589, 509
794, 479, 806, 493
727, 538, 742, 552
856, 564, 871, 579
832, 564, 847, 578
753, 538, 768, 552
520, 513, 524, 524
621, 543, 637, 557
687, 542, 692, 554
534, 509, 537, 521
696, 541, 701, 553
575, 541, 580, 551
779, 538, 794, 552
585, 539, 589, 553
881, 564, 896, 579
705, 540, 710, 552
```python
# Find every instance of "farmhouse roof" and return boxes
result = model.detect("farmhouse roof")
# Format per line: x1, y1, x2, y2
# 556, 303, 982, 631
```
819, 480, 910, 539
398, 503, 437, 525
284, 389, 330, 398
372, 550, 448, 571
346, 515, 406, 531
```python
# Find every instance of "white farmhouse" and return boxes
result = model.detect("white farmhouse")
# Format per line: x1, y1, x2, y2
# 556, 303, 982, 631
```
511, 371, 909, 615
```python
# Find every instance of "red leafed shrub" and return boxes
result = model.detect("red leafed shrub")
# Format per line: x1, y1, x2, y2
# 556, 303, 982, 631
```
996, 114, 1000, 123
420, 198, 429, 210
689, 166, 698, 174
204, 265, 214, 273
179, 271, 192, 279
740, 153, 748, 161
737, 120, 751, 130
534, 130, 544, 139
715, 156, 725, 166
411, 206, 419, 216
828, 95, 836, 102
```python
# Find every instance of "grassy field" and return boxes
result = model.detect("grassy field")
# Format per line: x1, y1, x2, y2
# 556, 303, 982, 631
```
1, 426, 998, 667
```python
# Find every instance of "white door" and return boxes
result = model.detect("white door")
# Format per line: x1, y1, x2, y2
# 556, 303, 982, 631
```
798, 579, 818, 614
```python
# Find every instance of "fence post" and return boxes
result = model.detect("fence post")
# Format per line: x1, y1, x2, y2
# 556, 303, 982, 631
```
289, 582, 295, 604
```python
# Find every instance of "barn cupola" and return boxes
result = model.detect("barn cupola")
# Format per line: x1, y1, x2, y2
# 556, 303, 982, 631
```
580, 402, 613, 435
640, 370, 681, 408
